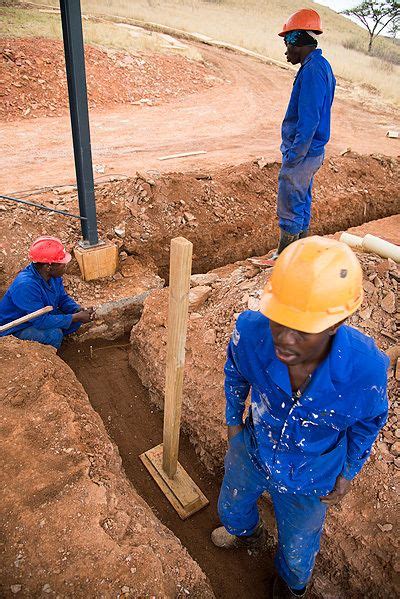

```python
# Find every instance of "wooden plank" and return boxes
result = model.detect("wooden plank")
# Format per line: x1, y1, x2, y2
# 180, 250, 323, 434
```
158, 151, 207, 161
0, 305, 53, 333
140, 446, 209, 520
162, 237, 193, 478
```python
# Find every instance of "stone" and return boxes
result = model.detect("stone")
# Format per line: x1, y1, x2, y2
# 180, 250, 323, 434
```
396, 358, 400, 382
204, 329, 216, 344
381, 290, 396, 314
390, 441, 400, 457
188, 286, 212, 311
377, 523, 393, 532
247, 296, 260, 311
362, 280, 376, 294
10, 586, 22, 594
190, 273, 219, 287
114, 223, 126, 238
386, 345, 400, 368
183, 211, 196, 222
395, 429, 400, 439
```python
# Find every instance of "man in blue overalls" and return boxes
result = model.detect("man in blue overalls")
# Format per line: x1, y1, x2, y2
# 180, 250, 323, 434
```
212, 237, 388, 598
274, 9, 336, 258
0, 236, 93, 349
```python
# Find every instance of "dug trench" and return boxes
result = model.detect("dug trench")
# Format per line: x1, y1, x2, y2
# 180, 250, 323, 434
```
60, 337, 279, 599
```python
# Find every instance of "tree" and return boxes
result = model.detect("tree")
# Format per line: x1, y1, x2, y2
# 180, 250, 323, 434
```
342, 1, 400, 52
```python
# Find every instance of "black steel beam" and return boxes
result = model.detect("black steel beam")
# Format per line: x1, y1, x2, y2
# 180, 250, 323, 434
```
59, 0, 98, 245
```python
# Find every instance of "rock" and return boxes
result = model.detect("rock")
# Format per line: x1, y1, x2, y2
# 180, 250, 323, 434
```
386, 345, 400, 368
203, 329, 216, 344
114, 223, 126, 238
381, 290, 396, 314
10, 586, 22, 594
112, 272, 123, 281
247, 296, 260, 311
183, 211, 196, 222
395, 429, 400, 439
394, 457, 400, 469
362, 280, 376, 294
377, 523, 393, 532
121, 586, 130, 594
190, 273, 219, 287
189, 286, 212, 311
359, 307, 372, 320
390, 441, 400, 457
396, 358, 400, 382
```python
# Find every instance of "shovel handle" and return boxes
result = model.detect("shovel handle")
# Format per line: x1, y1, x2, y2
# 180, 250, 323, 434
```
0, 305, 53, 333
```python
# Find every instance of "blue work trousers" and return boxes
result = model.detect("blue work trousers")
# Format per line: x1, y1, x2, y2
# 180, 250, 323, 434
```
218, 429, 327, 590
13, 321, 81, 350
277, 153, 324, 235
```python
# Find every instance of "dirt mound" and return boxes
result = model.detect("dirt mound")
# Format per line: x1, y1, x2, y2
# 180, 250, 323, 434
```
0, 336, 214, 598
0, 38, 220, 121
129, 229, 399, 598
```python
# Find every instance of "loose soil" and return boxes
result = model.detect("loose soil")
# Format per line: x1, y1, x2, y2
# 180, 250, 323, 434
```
61, 337, 285, 599
0, 38, 221, 121
1, 39, 399, 191
0, 336, 213, 598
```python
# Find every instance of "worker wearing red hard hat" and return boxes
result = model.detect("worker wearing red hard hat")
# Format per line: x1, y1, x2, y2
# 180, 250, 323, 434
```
0, 237, 94, 348
269, 9, 336, 261
212, 237, 388, 598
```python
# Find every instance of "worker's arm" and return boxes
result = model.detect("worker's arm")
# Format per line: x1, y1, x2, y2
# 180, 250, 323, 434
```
58, 281, 81, 314
341, 402, 388, 481
284, 65, 327, 166
10, 281, 73, 330
224, 335, 250, 437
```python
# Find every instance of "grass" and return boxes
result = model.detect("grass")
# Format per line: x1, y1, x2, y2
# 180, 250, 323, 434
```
7, 1, 400, 105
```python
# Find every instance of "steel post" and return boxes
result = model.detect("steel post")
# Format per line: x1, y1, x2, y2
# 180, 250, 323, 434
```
59, 0, 98, 245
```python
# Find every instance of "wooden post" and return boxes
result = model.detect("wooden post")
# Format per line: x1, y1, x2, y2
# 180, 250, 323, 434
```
140, 237, 208, 519
162, 237, 193, 477
0, 306, 53, 333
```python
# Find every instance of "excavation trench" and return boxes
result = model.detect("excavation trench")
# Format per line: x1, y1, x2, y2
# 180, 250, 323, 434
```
60, 338, 279, 599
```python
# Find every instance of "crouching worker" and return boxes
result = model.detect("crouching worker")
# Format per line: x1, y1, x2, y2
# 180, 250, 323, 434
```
0, 236, 93, 349
212, 236, 388, 598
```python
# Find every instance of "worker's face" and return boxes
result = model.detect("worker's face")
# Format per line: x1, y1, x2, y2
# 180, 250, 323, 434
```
285, 43, 301, 65
269, 320, 339, 366
48, 263, 66, 278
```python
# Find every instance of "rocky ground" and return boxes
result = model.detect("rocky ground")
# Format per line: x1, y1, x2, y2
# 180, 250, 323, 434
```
129, 216, 399, 598
0, 38, 222, 121
0, 336, 214, 598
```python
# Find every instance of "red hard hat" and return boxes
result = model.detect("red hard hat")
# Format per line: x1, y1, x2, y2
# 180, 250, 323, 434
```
279, 9, 323, 37
29, 236, 72, 264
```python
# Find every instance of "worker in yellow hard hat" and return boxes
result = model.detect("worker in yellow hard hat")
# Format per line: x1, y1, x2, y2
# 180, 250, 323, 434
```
266, 9, 336, 264
212, 237, 388, 598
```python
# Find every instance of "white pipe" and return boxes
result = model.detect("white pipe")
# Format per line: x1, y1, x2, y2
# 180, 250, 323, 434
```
362, 234, 400, 263
339, 232, 363, 249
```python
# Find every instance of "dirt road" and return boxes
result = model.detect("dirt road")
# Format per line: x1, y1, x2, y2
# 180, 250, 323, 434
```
2, 44, 399, 194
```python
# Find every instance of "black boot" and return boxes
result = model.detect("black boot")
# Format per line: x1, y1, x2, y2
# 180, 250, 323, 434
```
272, 575, 307, 599
298, 229, 309, 239
277, 229, 299, 255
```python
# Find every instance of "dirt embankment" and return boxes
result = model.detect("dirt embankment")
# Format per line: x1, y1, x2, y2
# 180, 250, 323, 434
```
129, 229, 399, 599
2, 153, 399, 290
0, 38, 221, 121
0, 336, 214, 598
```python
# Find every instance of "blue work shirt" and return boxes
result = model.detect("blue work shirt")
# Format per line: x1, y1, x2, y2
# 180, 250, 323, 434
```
281, 49, 336, 166
225, 311, 388, 496
0, 263, 80, 336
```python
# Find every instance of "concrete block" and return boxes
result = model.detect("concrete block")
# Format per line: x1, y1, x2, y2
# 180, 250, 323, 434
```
74, 241, 118, 281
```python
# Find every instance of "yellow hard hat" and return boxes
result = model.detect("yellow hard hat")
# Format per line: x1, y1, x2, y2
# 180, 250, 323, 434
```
259, 236, 363, 333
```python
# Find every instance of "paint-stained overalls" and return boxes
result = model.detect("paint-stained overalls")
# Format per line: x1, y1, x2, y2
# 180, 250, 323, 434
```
219, 311, 388, 590
278, 49, 335, 235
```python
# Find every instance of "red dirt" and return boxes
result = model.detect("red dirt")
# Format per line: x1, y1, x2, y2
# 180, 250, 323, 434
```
1, 40, 399, 192
129, 224, 399, 598
0, 336, 214, 598
0, 38, 221, 121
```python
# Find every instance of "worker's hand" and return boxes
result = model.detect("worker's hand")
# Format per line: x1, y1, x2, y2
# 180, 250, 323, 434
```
319, 475, 351, 506
227, 424, 244, 442
71, 309, 93, 324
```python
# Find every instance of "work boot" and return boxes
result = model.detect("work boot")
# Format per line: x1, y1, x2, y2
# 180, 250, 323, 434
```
272, 575, 307, 599
211, 520, 265, 550
298, 229, 309, 239
277, 229, 300, 254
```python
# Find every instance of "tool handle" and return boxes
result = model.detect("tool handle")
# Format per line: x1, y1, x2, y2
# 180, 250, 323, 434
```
0, 306, 53, 333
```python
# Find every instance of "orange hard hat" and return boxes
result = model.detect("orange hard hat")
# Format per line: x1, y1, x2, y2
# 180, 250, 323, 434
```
279, 9, 323, 37
29, 236, 71, 264
259, 236, 363, 334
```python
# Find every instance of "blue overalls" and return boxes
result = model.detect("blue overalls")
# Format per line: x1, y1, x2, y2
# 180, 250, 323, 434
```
219, 311, 388, 590
278, 49, 336, 235
0, 264, 81, 349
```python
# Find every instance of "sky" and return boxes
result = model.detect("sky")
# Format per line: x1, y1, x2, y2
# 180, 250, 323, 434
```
314, 0, 398, 36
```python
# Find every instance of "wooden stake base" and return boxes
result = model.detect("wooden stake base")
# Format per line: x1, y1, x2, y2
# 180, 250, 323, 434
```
140, 443, 208, 519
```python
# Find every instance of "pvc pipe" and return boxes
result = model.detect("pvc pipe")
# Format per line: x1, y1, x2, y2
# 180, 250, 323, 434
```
0, 306, 53, 333
339, 232, 363, 249
362, 234, 400, 263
